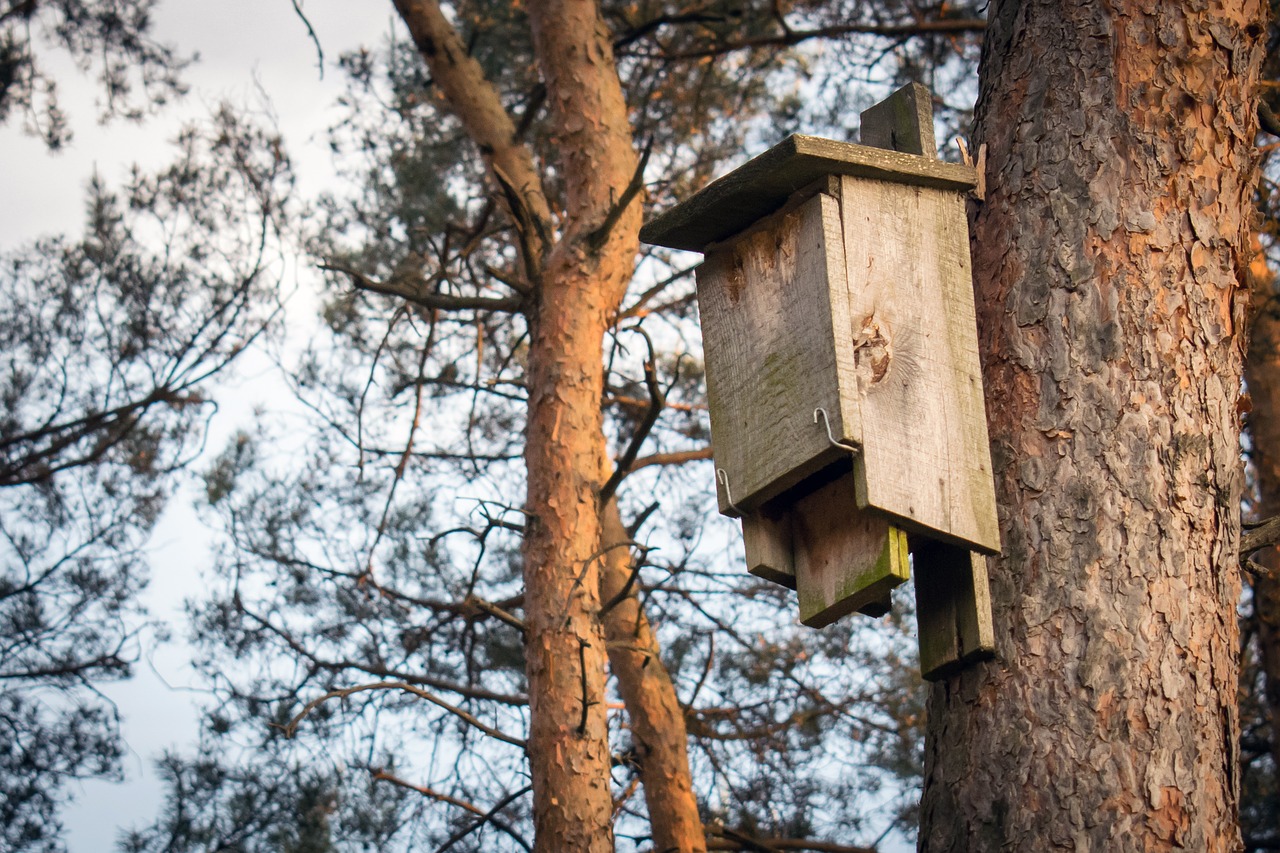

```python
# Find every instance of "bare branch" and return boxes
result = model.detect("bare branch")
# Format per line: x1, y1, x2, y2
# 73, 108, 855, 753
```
1243, 514, 1280, 557
706, 824, 877, 852
289, 0, 325, 78
631, 447, 714, 471
280, 681, 526, 748
600, 327, 664, 503
434, 785, 533, 853
321, 262, 524, 313
586, 138, 652, 252
658, 17, 988, 61
369, 769, 531, 851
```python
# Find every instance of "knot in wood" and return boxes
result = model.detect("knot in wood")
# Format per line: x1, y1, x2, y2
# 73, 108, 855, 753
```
853, 315, 892, 384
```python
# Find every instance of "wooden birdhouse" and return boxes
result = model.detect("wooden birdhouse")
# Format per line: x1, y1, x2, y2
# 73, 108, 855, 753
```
640, 84, 1000, 681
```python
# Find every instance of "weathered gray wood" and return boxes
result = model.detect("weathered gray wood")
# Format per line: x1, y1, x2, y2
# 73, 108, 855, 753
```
702, 191, 858, 514
641, 134, 977, 253
794, 473, 909, 628
837, 175, 1000, 554
743, 510, 795, 589
858, 80, 998, 679
912, 538, 996, 681
860, 82, 937, 157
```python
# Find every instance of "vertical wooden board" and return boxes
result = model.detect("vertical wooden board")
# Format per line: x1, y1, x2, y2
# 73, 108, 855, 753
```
793, 472, 909, 628
860, 82, 937, 158
700, 191, 859, 514
913, 538, 996, 681
837, 175, 1000, 553
743, 510, 795, 589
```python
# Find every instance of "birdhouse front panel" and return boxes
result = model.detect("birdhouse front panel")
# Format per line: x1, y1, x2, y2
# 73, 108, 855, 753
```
699, 189, 860, 516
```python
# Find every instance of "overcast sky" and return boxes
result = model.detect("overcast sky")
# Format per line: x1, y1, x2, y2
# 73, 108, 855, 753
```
0, 3, 395, 847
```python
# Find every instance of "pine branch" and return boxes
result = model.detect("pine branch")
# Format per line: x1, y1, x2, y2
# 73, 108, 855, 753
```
321, 262, 524, 313
630, 447, 714, 471
600, 327, 664, 503
661, 17, 987, 60
1244, 514, 1280, 556
369, 769, 531, 852
280, 681, 526, 748
391, 0, 551, 271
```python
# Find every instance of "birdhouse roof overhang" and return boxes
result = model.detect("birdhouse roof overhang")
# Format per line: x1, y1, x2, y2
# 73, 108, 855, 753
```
640, 134, 979, 253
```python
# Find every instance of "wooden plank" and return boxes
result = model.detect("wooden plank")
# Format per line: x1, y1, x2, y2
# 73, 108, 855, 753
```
912, 538, 996, 681
793, 472, 909, 628
836, 175, 1001, 553
743, 510, 795, 589
703, 192, 859, 514
860, 82, 937, 157
641, 134, 977, 253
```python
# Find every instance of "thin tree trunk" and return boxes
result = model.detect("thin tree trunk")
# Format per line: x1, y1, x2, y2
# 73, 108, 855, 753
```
600, 499, 707, 853
1245, 243, 1280, 775
520, 1, 643, 849
393, 0, 649, 848
920, 1, 1264, 849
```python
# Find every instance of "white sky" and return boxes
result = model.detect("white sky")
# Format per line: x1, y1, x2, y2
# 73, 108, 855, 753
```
0, 3, 394, 847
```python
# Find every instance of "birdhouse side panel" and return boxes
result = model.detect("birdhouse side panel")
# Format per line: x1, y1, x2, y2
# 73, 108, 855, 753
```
698, 192, 856, 515
837, 176, 1000, 553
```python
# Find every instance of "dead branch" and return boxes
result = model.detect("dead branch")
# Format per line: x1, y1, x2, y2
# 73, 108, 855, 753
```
280, 681, 526, 748
706, 824, 876, 853
601, 327, 665, 503
370, 769, 531, 851
434, 785, 533, 853
322, 262, 524, 313
660, 17, 987, 61
630, 447, 714, 471
587, 138, 652, 252
1242, 514, 1280, 556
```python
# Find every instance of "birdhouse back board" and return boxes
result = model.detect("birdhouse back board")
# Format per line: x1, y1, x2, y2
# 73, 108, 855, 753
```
838, 174, 1000, 553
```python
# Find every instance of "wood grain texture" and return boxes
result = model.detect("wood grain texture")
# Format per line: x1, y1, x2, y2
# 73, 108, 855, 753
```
837, 175, 1000, 553
641, 134, 976, 252
793, 472, 909, 627
860, 82, 937, 157
743, 509, 796, 589
701, 192, 857, 514
911, 538, 995, 681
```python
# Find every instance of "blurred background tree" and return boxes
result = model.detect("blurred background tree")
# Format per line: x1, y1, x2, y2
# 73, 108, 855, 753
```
0, 106, 291, 852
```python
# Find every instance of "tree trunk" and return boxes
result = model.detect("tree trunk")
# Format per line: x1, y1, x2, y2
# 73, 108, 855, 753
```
1245, 244, 1280, 778
920, 1, 1264, 849
600, 499, 707, 853
520, 1, 643, 849
393, 0, 650, 848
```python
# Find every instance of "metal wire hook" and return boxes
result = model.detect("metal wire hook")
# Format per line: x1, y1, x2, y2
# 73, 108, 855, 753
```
813, 407, 860, 454
716, 468, 745, 517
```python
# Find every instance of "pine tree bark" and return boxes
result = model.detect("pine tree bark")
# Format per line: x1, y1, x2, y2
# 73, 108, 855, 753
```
1245, 244, 1280, 775
518, 1, 643, 846
600, 500, 707, 853
920, 1, 1265, 849
393, 0, 648, 848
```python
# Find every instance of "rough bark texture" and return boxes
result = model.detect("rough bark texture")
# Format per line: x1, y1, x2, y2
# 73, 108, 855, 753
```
920, 0, 1264, 850
392, 1, 647, 849
601, 500, 707, 853
1246, 244, 1280, 775
519, 2, 642, 850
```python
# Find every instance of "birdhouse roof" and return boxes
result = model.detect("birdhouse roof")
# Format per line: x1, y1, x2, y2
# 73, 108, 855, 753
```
640, 134, 978, 253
